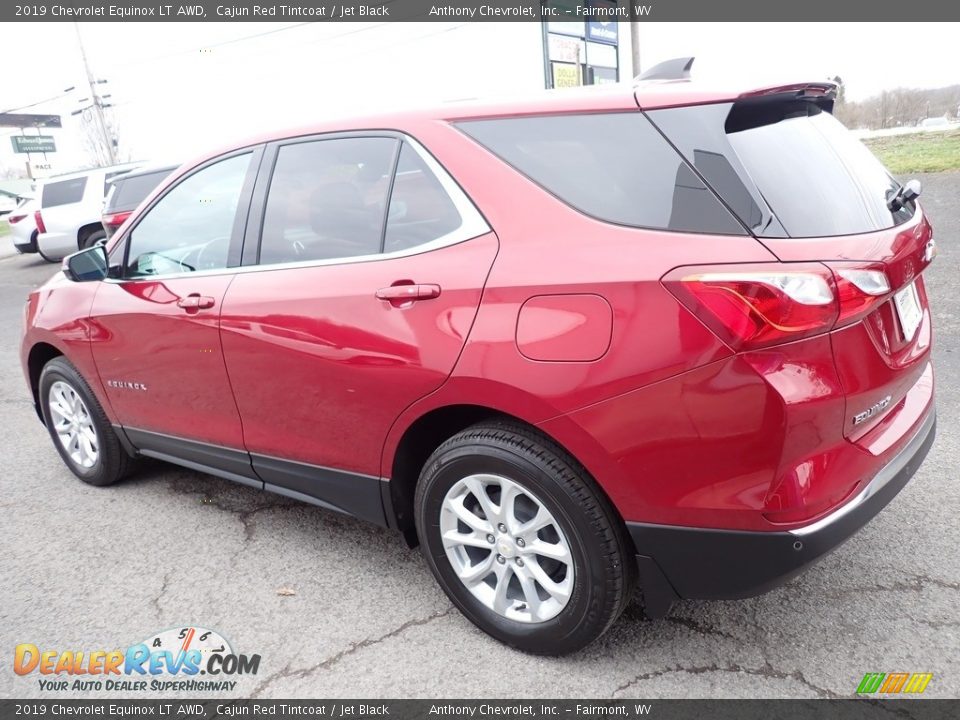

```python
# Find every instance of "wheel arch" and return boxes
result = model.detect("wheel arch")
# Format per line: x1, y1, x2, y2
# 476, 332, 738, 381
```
77, 222, 105, 248
384, 401, 629, 550
27, 341, 64, 423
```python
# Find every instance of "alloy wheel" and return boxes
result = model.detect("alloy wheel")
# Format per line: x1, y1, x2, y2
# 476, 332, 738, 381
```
440, 473, 574, 623
48, 380, 100, 469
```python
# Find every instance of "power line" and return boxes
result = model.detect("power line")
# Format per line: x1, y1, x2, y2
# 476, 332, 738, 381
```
1, 92, 73, 115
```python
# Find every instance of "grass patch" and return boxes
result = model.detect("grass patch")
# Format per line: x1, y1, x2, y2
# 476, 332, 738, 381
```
863, 128, 960, 174
0, 221, 10, 237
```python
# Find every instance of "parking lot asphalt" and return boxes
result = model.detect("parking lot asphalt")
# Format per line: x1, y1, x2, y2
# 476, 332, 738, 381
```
0, 173, 958, 701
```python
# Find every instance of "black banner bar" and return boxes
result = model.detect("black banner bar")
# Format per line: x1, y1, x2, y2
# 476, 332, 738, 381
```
5, 0, 960, 22
1, 700, 958, 720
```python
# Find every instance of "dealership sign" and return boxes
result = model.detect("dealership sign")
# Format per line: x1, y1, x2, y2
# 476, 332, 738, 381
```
587, 20, 618, 44
11, 135, 56, 154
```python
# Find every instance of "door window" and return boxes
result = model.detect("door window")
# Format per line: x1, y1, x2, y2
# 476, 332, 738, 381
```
383, 142, 464, 253
124, 153, 251, 278
258, 137, 398, 265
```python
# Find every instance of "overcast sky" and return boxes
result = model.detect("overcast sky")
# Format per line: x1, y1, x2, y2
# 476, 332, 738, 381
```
1, 22, 957, 175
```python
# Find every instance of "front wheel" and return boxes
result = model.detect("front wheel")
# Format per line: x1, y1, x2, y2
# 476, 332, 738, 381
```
414, 421, 635, 655
39, 357, 132, 486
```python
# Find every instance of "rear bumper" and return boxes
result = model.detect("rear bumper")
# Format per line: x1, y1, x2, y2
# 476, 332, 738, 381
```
36, 231, 75, 260
629, 408, 936, 613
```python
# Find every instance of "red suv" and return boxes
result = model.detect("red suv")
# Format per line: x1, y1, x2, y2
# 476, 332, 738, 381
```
21, 61, 936, 655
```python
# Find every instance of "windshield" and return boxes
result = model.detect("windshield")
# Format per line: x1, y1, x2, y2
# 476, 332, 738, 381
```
648, 100, 914, 238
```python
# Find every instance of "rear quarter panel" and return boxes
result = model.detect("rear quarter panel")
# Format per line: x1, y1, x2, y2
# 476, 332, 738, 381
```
379, 117, 778, 505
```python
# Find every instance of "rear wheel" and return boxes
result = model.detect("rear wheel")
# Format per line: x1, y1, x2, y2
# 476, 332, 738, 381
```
39, 357, 131, 486
80, 228, 106, 250
414, 421, 635, 655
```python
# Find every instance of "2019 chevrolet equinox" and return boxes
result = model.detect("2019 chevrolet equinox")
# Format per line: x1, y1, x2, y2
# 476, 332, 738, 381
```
21, 60, 936, 655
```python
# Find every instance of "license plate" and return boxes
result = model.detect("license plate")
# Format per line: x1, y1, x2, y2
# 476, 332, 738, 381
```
893, 280, 922, 341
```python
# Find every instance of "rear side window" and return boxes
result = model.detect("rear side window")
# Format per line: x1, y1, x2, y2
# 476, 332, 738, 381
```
457, 112, 745, 235
384, 143, 463, 253
649, 100, 911, 238
259, 137, 398, 265
42, 177, 86, 208
106, 170, 172, 213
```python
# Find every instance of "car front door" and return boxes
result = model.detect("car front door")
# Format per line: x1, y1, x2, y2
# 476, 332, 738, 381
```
219, 135, 497, 521
89, 149, 262, 481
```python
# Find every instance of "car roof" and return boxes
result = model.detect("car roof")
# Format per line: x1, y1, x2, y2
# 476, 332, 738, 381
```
108, 163, 179, 185
37, 162, 143, 185
178, 75, 837, 173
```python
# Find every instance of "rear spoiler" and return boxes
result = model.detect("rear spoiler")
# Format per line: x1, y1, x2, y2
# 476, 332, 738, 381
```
634, 57, 838, 113
739, 82, 838, 101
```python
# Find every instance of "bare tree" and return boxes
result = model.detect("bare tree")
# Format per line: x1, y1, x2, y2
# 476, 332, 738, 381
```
78, 109, 129, 166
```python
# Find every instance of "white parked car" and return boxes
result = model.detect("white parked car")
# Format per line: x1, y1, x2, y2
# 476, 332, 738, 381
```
35, 163, 141, 262
919, 116, 952, 130
8, 198, 39, 254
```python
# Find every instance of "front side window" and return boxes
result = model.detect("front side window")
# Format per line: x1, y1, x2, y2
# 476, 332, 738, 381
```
258, 137, 398, 265
125, 153, 251, 278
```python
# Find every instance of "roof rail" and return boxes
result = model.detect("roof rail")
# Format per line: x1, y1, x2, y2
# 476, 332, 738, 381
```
635, 56, 695, 82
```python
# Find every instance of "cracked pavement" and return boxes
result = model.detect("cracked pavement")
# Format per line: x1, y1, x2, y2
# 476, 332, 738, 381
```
1, 172, 958, 700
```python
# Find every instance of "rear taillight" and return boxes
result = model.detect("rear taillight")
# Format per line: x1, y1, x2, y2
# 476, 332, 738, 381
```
102, 210, 132, 228
664, 263, 838, 351
831, 263, 892, 326
663, 262, 893, 351
34, 210, 46, 234
7, 213, 27, 224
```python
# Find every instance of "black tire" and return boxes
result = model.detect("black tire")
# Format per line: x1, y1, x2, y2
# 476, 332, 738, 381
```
80, 228, 106, 249
39, 357, 132, 486
414, 421, 636, 655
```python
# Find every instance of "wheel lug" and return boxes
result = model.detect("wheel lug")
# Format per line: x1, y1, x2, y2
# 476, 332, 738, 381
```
515, 558, 524, 567
496, 554, 505, 565
486, 534, 496, 544
497, 523, 507, 533
516, 537, 525, 547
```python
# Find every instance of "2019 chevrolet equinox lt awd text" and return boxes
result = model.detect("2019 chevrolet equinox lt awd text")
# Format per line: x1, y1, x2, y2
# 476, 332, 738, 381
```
21, 61, 937, 655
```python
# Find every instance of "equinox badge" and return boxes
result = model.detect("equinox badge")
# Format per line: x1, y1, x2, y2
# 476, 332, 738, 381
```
853, 395, 892, 426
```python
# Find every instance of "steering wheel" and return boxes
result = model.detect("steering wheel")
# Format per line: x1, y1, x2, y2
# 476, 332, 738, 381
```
194, 236, 231, 270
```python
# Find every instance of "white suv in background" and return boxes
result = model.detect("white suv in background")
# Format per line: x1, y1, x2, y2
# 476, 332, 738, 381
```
35, 163, 141, 261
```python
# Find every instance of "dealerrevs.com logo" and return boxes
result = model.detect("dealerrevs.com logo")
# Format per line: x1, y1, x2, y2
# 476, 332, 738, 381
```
14, 626, 261, 692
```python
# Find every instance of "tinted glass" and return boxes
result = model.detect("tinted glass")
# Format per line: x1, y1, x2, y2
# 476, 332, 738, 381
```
384, 143, 463, 253
106, 170, 173, 212
125, 153, 250, 277
457, 112, 744, 234
650, 101, 911, 237
42, 177, 86, 207
259, 137, 397, 265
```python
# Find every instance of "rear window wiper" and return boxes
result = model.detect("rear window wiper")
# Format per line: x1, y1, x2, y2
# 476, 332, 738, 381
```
887, 179, 922, 211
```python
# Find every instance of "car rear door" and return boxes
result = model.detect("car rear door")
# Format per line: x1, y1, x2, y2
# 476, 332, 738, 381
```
89, 148, 263, 481
219, 134, 496, 520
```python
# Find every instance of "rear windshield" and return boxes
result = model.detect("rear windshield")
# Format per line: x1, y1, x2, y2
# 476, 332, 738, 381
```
106, 170, 171, 212
41, 177, 86, 208
648, 100, 913, 238
456, 112, 745, 235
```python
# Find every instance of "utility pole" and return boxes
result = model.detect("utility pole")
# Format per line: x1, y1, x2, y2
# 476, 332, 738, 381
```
629, 19, 641, 77
73, 22, 117, 166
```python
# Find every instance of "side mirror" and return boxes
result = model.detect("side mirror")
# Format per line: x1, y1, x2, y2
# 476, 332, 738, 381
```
62, 244, 109, 282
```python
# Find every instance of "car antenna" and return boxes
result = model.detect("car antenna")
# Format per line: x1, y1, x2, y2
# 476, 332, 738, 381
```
635, 56, 695, 82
